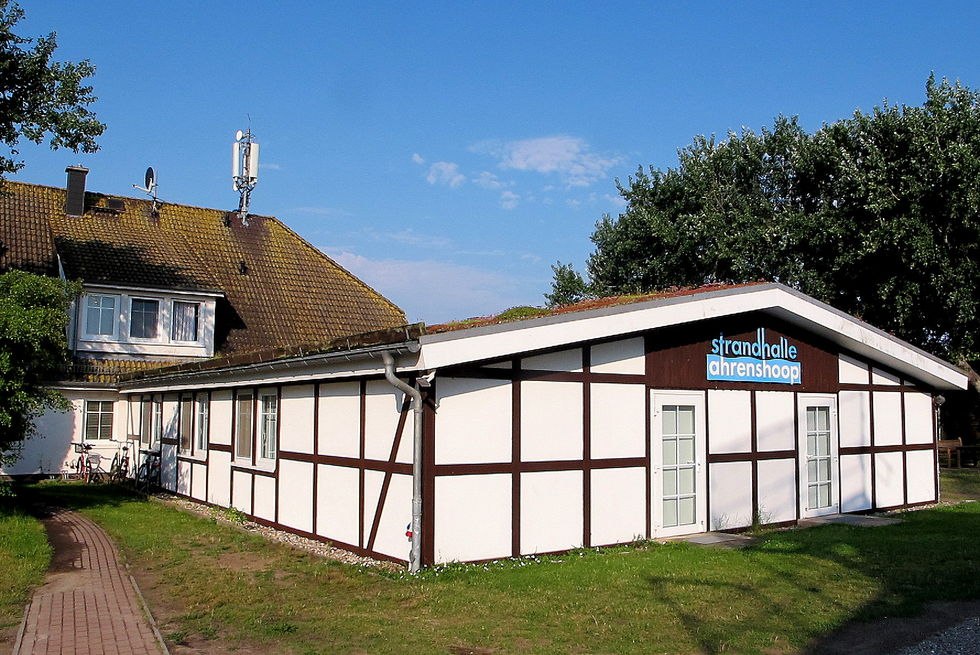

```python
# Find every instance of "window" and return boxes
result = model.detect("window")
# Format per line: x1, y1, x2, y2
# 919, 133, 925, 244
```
179, 396, 193, 452
84, 401, 114, 440
141, 398, 152, 446
171, 301, 200, 342
130, 299, 160, 338
235, 393, 253, 459
259, 393, 278, 460
85, 295, 117, 336
195, 394, 209, 452
152, 399, 163, 446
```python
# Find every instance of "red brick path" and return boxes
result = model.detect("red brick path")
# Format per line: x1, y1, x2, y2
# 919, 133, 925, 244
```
14, 509, 166, 655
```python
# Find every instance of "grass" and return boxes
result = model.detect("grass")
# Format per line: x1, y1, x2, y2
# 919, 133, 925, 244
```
10, 469, 980, 654
0, 489, 51, 641
939, 467, 980, 502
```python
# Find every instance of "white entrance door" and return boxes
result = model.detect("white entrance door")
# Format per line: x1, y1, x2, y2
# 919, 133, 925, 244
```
651, 391, 707, 537
797, 394, 839, 518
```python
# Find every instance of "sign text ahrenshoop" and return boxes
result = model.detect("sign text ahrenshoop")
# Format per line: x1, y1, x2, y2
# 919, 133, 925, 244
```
706, 328, 801, 385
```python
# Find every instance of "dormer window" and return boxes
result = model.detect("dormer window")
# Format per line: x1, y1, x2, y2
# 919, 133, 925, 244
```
84, 294, 118, 337
130, 299, 160, 339
171, 301, 200, 342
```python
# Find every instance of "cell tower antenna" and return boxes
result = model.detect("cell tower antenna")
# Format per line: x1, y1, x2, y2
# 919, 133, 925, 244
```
133, 166, 161, 216
232, 127, 260, 226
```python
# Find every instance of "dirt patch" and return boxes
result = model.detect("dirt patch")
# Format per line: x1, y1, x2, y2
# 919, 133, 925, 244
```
807, 599, 980, 654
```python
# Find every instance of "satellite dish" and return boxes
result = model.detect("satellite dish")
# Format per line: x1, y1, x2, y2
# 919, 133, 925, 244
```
235, 129, 244, 141
144, 167, 156, 190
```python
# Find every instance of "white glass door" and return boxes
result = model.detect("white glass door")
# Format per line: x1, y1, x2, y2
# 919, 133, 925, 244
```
652, 391, 707, 537
797, 395, 839, 518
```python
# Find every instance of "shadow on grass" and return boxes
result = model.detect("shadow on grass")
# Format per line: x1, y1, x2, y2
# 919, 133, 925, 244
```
15, 481, 147, 515
645, 504, 980, 654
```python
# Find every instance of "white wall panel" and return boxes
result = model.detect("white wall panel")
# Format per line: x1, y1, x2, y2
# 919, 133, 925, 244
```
434, 474, 511, 563
590, 467, 646, 546
191, 462, 207, 501
373, 473, 412, 561
708, 461, 753, 529
873, 392, 903, 446
316, 464, 359, 546
253, 475, 276, 521
280, 385, 315, 454
755, 392, 795, 452
177, 460, 192, 496
278, 460, 313, 533
318, 382, 360, 458
161, 443, 177, 492
520, 381, 583, 461
839, 354, 869, 384
874, 452, 905, 508
231, 470, 252, 513
906, 450, 936, 504
707, 390, 751, 454
872, 368, 901, 385
364, 381, 405, 462
1, 403, 77, 476
590, 338, 645, 375
520, 471, 583, 554
590, 384, 645, 459
209, 390, 233, 446
905, 393, 934, 445
840, 454, 873, 512
207, 450, 231, 507
362, 469, 385, 547
436, 377, 512, 464
839, 391, 872, 448
522, 348, 583, 372
756, 458, 796, 523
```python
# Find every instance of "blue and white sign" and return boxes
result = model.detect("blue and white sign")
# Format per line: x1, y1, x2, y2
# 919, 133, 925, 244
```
706, 328, 802, 385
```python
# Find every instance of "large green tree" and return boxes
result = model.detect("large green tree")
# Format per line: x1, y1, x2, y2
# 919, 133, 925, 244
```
0, 0, 104, 181
551, 76, 980, 361
0, 271, 78, 461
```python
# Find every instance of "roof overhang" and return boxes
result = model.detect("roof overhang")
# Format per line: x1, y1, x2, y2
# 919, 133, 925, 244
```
82, 282, 224, 298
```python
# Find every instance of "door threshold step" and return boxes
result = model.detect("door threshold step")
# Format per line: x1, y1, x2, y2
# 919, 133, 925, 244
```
798, 514, 901, 527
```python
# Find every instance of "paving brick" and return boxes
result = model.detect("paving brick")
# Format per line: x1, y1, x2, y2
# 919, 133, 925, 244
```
14, 510, 166, 655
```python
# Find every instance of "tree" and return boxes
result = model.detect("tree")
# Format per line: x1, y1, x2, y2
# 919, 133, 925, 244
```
0, 0, 104, 182
545, 261, 593, 307
0, 271, 78, 463
556, 76, 980, 361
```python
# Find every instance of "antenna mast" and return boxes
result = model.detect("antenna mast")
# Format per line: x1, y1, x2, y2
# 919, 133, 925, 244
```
232, 128, 260, 226
133, 166, 161, 216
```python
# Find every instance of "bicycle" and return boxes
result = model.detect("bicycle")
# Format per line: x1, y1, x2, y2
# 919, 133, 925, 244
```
109, 446, 130, 483
135, 449, 161, 494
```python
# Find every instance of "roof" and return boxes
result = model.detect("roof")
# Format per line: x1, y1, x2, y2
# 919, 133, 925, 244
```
0, 180, 406, 357
119, 282, 969, 393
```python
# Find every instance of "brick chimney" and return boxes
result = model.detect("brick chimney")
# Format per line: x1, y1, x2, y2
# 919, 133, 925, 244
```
65, 166, 88, 216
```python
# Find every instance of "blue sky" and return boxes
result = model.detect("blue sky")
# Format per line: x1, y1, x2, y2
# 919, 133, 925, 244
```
13, 2, 980, 322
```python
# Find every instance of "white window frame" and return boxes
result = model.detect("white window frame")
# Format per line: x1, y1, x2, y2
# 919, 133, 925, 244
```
84, 400, 114, 440
171, 301, 201, 343
129, 297, 162, 341
235, 392, 254, 461
151, 398, 163, 448
258, 392, 278, 462
195, 393, 209, 453
82, 294, 120, 339
179, 395, 193, 453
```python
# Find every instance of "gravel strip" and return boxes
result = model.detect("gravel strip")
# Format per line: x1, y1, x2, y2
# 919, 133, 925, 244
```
893, 617, 980, 655
157, 494, 403, 572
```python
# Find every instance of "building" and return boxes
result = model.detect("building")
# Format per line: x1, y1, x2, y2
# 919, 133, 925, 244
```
0, 167, 405, 477
114, 282, 966, 568
2, 169, 968, 570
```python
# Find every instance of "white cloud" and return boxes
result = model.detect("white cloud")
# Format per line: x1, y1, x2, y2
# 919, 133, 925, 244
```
411, 153, 425, 165
604, 193, 627, 209
500, 190, 520, 210
425, 161, 465, 188
324, 249, 529, 323
475, 135, 620, 187
472, 171, 505, 189
259, 162, 282, 171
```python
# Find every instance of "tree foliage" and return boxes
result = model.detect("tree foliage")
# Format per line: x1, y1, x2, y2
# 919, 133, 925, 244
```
545, 261, 593, 307
560, 76, 980, 360
0, 271, 78, 460
0, 0, 104, 180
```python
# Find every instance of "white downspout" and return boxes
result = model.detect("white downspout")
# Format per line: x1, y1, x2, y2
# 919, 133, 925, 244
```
381, 351, 424, 573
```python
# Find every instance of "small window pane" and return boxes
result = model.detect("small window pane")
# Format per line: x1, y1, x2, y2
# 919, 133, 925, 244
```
130, 299, 160, 338
180, 397, 193, 451
677, 407, 695, 435
196, 396, 209, 451
807, 459, 817, 481
678, 438, 695, 464
818, 483, 831, 508
661, 407, 677, 435
663, 439, 677, 466
678, 497, 696, 525
808, 485, 818, 510
171, 302, 200, 342
259, 394, 277, 460
817, 434, 829, 457
236, 394, 253, 459
679, 467, 695, 495
662, 468, 677, 496
818, 459, 832, 482
807, 434, 817, 457
85, 295, 116, 335
663, 498, 678, 527
816, 408, 829, 431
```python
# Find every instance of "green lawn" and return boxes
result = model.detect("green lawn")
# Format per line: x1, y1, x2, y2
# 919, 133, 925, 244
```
0, 491, 51, 648
17, 474, 980, 655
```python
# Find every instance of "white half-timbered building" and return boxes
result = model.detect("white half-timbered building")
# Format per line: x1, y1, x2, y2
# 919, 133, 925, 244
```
115, 282, 967, 569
